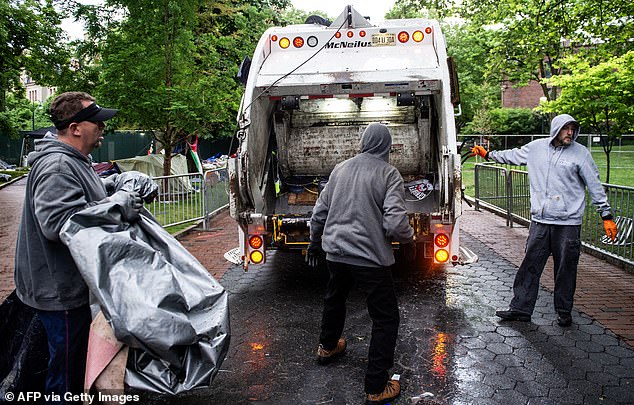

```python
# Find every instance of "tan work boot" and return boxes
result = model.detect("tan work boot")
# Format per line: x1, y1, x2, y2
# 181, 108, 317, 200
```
365, 379, 401, 405
316, 337, 346, 365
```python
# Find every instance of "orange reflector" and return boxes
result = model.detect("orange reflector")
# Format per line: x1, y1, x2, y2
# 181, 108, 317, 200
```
279, 37, 290, 49
435, 249, 449, 263
335, 31, 341, 38
425, 27, 432, 34
250, 250, 264, 264
347, 31, 354, 38
249, 235, 263, 249
271, 35, 278, 42
434, 233, 449, 248
293, 36, 304, 48
413, 30, 424, 42
398, 31, 409, 43
359, 30, 366, 37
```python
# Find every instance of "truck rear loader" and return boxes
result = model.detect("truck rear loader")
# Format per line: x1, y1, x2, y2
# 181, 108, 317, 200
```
228, 5, 477, 269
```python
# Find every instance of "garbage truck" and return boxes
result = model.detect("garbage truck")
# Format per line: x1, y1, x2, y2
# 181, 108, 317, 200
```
228, 5, 477, 268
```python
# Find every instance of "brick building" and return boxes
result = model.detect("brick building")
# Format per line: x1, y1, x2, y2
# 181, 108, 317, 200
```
501, 80, 545, 109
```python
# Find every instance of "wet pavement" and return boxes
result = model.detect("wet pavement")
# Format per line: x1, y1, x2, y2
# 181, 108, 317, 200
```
146, 209, 634, 405
1, 179, 634, 404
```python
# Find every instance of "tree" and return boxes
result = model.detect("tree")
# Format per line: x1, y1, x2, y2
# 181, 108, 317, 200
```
85, 0, 289, 175
540, 52, 634, 183
0, 0, 69, 134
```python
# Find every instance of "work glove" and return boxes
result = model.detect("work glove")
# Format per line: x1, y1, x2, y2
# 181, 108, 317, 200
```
109, 190, 143, 222
470, 144, 489, 160
305, 241, 324, 268
402, 241, 417, 263
603, 219, 618, 241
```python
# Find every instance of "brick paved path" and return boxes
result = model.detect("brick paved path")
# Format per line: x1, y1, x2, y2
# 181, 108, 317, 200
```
460, 206, 634, 347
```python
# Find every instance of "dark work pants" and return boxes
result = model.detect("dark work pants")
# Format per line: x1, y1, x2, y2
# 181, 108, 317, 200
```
37, 305, 91, 404
510, 222, 582, 315
320, 260, 400, 394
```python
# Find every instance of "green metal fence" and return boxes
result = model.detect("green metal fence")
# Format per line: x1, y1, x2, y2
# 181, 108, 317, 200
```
474, 163, 634, 268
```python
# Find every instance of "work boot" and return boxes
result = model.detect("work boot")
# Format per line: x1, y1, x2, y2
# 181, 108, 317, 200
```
557, 312, 572, 327
495, 309, 531, 322
316, 337, 346, 365
365, 379, 401, 405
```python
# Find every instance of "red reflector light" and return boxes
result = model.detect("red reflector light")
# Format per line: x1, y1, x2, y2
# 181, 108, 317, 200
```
335, 31, 341, 38
435, 233, 449, 248
249, 235, 263, 249
347, 31, 354, 38
359, 30, 366, 37
398, 31, 409, 43
293, 37, 304, 48
452, 255, 458, 262
271, 35, 278, 42
425, 27, 432, 34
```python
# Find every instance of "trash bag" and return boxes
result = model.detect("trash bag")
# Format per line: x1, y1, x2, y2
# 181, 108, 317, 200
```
59, 201, 230, 394
0, 291, 49, 397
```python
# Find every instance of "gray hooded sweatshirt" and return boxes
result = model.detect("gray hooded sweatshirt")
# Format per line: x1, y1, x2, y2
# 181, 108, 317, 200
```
488, 114, 612, 225
310, 123, 414, 267
15, 133, 108, 311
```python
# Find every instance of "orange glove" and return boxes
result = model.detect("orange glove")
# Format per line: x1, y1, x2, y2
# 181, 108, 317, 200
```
603, 219, 617, 241
470, 144, 489, 159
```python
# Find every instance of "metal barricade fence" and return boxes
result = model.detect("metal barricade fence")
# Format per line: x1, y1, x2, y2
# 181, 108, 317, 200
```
474, 163, 634, 268
147, 168, 229, 229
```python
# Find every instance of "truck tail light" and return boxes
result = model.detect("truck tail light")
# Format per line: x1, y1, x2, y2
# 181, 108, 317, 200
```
433, 231, 450, 263
248, 235, 265, 264
413, 30, 424, 42
398, 31, 409, 43
279, 37, 290, 49
293, 36, 304, 48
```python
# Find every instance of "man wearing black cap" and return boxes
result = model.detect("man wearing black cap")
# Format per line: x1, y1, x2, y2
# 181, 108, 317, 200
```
14, 91, 143, 402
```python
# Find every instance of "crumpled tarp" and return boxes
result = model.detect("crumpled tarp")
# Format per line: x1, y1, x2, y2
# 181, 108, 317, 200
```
59, 173, 230, 394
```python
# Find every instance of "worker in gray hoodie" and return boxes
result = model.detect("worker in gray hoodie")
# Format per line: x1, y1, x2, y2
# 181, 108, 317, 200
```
307, 123, 415, 405
14, 92, 143, 402
471, 114, 618, 327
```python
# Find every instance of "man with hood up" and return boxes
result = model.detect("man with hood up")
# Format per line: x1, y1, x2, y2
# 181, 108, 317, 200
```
471, 114, 618, 327
14, 91, 144, 402
307, 123, 416, 405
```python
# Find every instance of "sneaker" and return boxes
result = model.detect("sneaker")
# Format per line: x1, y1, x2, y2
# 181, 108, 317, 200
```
365, 379, 401, 405
316, 337, 346, 365
557, 312, 572, 327
495, 309, 531, 322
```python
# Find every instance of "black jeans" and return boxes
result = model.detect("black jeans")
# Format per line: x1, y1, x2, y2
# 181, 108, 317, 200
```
510, 222, 582, 315
320, 260, 399, 394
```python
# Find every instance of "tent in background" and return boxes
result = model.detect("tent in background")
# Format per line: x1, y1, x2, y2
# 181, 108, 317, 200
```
114, 154, 188, 177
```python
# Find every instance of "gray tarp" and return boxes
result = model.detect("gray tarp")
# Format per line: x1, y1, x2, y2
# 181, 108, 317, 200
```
59, 174, 230, 394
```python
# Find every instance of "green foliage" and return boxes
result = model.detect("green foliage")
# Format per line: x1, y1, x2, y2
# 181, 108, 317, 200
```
443, 23, 500, 130
540, 51, 634, 182
463, 108, 541, 135
0, 0, 70, 111
0, 94, 51, 138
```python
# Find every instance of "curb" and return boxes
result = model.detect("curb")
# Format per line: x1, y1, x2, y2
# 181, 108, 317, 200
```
0, 174, 28, 190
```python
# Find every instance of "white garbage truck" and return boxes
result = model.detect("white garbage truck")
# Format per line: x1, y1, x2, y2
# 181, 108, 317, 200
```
228, 5, 476, 268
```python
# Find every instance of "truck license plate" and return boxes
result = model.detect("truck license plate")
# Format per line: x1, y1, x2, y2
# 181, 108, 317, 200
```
372, 33, 395, 46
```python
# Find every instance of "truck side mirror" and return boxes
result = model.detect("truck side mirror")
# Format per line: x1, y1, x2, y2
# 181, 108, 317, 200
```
238, 56, 251, 86
447, 57, 460, 106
